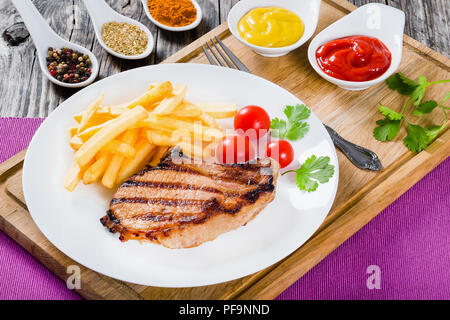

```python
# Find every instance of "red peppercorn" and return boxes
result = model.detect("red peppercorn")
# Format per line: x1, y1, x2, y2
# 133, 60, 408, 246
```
50, 70, 56, 76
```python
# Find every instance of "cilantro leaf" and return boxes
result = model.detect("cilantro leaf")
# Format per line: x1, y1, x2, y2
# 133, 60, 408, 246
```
417, 76, 428, 86
425, 125, 443, 142
386, 73, 418, 95
413, 100, 438, 116
411, 85, 426, 106
373, 117, 401, 141
286, 122, 309, 140
379, 104, 403, 120
270, 118, 287, 138
270, 104, 311, 141
403, 123, 428, 152
284, 104, 311, 122
376, 74, 448, 153
283, 155, 335, 192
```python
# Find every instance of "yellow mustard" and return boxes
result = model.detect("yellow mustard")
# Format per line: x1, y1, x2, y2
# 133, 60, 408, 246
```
238, 7, 305, 48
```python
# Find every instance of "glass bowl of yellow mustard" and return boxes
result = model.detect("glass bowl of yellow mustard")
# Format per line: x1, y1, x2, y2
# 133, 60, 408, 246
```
228, 0, 321, 57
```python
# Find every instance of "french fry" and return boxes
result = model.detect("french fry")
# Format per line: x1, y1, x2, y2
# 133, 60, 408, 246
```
172, 103, 203, 118
70, 136, 84, 150
137, 115, 223, 141
68, 126, 78, 138
76, 122, 108, 141
147, 83, 161, 91
152, 84, 187, 115
198, 112, 221, 129
114, 81, 173, 110
97, 105, 128, 117
102, 139, 135, 158
102, 155, 123, 188
149, 147, 169, 167
78, 94, 104, 134
83, 153, 110, 184
64, 162, 82, 192
74, 111, 84, 123
121, 128, 140, 146
117, 139, 156, 184
144, 130, 174, 147
170, 128, 192, 144
75, 106, 147, 167
64, 157, 95, 191
193, 102, 238, 119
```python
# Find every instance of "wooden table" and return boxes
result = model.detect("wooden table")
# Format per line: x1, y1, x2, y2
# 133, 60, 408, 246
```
0, 0, 448, 117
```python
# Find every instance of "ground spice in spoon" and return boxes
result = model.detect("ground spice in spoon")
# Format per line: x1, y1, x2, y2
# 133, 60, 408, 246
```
148, 0, 197, 27
101, 22, 148, 56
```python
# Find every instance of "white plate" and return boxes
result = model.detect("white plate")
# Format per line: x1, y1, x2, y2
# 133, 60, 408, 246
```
23, 64, 339, 287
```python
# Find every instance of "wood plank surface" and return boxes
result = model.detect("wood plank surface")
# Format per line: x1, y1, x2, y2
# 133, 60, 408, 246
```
0, 0, 449, 117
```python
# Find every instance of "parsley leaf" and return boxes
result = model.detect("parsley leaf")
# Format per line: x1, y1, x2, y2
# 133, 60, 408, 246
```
413, 100, 438, 116
403, 123, 428, 152
411, 85, 427, 106
283, 155, 335, 192
284, 104, 311, 122
386, 73, 418, 95
270, 118, 287, 138
286, 122, 309, 140
373, 117, 401, 141
270, 104, 311, 141
425, 125, 443, 142
376, 73, 449, 153
379, 104, 403, 120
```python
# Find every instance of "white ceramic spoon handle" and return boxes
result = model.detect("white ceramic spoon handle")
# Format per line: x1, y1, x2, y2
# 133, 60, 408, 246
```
11, 0, 60, 52
82, 0, 117, 26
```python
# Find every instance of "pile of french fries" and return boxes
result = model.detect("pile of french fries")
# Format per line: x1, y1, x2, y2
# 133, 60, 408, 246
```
64, 81, 237, 192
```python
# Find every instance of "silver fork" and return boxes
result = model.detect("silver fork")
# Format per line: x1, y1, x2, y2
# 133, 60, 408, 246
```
202, 37, 382, 171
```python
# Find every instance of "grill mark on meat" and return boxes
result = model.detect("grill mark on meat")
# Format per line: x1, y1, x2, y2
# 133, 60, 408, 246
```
121, 180, 224, 195
137, 213, 202, 223
110, 197, 208, 207
138, 162, 200, 176
110, 179, 273, 215
138, 162, 265, 185
241, 182, 275, 203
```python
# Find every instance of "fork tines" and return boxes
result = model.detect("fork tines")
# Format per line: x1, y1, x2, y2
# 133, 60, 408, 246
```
202, 36, 251, 73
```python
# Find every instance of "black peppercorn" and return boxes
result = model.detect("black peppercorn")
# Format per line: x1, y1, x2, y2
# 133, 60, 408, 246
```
45, 47, 93, 84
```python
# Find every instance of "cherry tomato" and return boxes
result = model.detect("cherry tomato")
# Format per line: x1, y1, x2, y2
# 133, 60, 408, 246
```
265, 140, 294, 168
216, 135, 256, 164
234, 105, 271, 140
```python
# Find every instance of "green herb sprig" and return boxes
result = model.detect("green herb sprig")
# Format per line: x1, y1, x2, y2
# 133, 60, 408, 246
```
270, 104, 311, 141
282, 155, 335, 192
373, 73, 450, 152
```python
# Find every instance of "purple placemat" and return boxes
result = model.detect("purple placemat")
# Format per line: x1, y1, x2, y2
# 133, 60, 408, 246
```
0, 117, 449, 300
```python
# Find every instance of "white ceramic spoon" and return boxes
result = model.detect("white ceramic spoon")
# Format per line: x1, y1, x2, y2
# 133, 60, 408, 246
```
308, 3, 405, 90
140, 0, 202, 32
11, 0, 99, 89
228, 0, 322, 57
82, 0, 154, 60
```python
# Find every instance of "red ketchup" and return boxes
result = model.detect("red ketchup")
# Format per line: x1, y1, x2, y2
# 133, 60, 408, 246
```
315, 35, 392, 82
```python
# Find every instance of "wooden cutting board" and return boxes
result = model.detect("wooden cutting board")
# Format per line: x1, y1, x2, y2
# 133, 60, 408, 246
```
1, 0, 449, 300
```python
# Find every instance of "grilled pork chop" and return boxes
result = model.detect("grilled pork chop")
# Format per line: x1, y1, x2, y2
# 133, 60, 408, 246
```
100, 148, 279, 248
